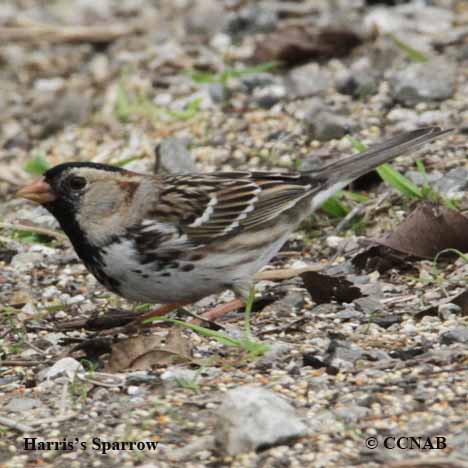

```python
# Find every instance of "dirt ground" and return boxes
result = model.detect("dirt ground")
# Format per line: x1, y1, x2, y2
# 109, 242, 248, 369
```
0, 1, 467, 467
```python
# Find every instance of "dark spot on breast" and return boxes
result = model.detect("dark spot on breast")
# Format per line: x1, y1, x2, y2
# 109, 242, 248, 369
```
161, 272, 171, 277
141, 274, 149, 278
132, 269, 143, 274
181, 264, 194, 272
141, 253, 160, 265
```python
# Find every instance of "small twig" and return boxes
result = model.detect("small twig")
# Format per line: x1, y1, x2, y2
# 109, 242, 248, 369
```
0, 415, 34, 433
257, 317, 308, 337
58, 382, 69, 416
0, 22, 145, 44
0, 222, 67, 241
381, 294, 418, 304
78, 375, 124, 388
1, 359, 50, 367
24, 340, 49, 356
29, 413, 77, 427
335, 203, 366, 233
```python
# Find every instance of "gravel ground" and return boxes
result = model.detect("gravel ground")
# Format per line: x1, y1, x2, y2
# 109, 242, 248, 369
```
0, 1, 467, 467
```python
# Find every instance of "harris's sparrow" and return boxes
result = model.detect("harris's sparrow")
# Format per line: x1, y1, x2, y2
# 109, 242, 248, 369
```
18, 127, 451, 321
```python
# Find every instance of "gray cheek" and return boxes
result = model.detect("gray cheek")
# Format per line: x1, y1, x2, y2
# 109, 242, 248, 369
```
94, 197, 119, 212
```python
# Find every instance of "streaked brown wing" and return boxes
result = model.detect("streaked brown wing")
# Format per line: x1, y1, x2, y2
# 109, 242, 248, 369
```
152, 172, 315, 242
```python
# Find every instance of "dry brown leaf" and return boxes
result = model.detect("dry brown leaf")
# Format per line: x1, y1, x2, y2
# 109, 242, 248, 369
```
300, 271, 363, 304
353, 203, 468, 272
254, 26, 362, 66
106, 328, 193, 372
378, 203, 468, 259
352, 245, 411, 273
415, 289, 468, 321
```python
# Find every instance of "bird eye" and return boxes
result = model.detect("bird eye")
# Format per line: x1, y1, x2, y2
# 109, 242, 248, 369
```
67, 175, 87, 191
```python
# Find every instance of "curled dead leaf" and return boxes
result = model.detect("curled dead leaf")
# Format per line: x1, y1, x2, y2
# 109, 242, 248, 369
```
415, 289, 468, 321
378, 203, 468, 259
106, 328, 193, 372
353, 203, 468, 272
254, 26, 362, 66
300, 271, 364, 304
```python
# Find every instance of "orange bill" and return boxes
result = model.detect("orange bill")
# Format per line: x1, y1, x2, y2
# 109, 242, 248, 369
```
17, 179, 56, 204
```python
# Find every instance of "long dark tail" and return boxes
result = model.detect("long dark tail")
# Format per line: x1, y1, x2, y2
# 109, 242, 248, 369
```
305, 126, 453, 211
308, 127, 453, 185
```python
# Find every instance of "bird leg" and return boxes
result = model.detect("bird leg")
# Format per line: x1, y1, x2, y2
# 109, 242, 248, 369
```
136, 302, 188, 325
117, 296, 247, 335
190, 298, 245, 324
101, 303, 188, 336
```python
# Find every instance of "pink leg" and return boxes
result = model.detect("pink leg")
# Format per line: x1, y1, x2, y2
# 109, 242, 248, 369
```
191, 298, 245, 324
136, 302, 188, 324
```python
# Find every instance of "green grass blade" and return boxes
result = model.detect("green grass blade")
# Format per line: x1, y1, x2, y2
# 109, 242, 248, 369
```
115, 82, 132, 122
349, 135, 423, 199
146, 317, 242, 347
389, 33, 428, 63
321, 194, 349, 218
24, 153, 50, 175
348, 136, 368, 153
343, 190, 369, 203
376, 164, 422, 199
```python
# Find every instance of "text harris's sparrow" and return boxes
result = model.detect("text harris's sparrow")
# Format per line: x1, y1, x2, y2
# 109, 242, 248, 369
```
18, 127, 451, 321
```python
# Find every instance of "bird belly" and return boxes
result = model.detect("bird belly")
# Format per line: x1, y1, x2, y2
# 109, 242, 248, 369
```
97, 240, 225, 303
96, 226, 292, 304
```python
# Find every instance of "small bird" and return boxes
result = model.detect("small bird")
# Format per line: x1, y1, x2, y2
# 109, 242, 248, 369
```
18, 127, 451, 322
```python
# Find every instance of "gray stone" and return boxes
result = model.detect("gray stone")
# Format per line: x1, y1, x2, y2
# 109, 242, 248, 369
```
336, 309, 363, 321
440, 327, 468, 345
208, 83, 229, 103
363, 349, 391, 361
161, 366, 198, 388
185, 0, 225, 37
10, 252, 44, 267
281, 291, 306, 309
452, 429, 468, 458
335, 404, 370, 422
16, 205, 59, 230
256, 342, 291, 367
253, 85, 286, 109
241, 73, 277, 93
215, 386, 307, 454
168, 436, 215, 462
38, 357, 84, 382
41, 92, 92, 135
434, 168, 468, 196
405, 169, 443, 187
438, 303, 462, 321
304, 111, 351, 141
326, 340, 364, 364
225, 5, 278, 36
5, 397, 43, 413
390, 58, 456, 105
354, 296, 381, 314
286, 63, 331, 98
364, 5, 453, 36
336, 59, 378, 98
155, 137, 198, 174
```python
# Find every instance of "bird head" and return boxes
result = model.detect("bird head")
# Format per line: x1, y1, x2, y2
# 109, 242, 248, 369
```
17, 162, 146, 246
